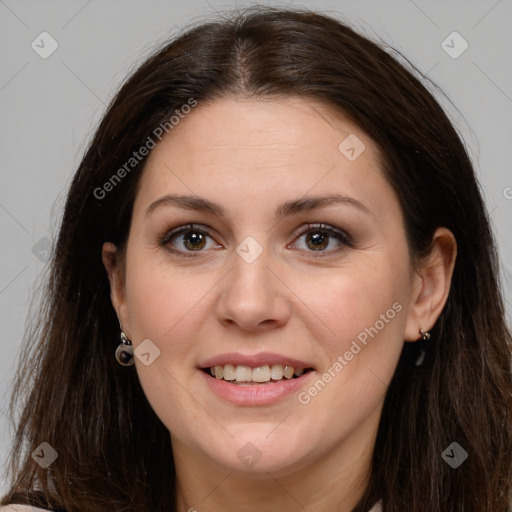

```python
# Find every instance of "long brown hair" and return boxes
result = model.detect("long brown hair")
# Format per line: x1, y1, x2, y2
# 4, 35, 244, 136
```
2, 6, 511, 512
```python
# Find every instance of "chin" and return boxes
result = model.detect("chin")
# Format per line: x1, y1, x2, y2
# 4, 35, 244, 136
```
202, 424, 314, 474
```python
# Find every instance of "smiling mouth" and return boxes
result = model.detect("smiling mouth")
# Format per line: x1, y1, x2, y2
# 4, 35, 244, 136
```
201, 364, 314, 385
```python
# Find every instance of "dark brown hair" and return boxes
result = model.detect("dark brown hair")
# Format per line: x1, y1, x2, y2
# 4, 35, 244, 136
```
2, 6, 511, 512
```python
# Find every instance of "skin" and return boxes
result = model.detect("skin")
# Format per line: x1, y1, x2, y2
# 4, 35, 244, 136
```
102, 96, 457, 512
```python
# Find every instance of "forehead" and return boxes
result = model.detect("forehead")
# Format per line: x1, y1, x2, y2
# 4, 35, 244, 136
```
134, 96, 394, 220
150, 96, 377, 161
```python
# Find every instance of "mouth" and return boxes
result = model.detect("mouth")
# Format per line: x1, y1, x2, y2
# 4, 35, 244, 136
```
201, 364, 315, 385
198, 354, 317, 405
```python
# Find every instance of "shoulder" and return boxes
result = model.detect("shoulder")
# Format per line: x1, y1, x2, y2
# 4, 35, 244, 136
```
0, 506, 53, 512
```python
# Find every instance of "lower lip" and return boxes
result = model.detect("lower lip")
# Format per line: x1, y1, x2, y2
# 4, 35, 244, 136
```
199, 369, 315, 406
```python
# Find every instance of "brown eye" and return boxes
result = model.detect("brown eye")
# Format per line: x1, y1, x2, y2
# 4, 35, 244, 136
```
159, 224, 220, 256
179, 230, 207, 251
290, 223, 352, 256
305, 230, 330, 251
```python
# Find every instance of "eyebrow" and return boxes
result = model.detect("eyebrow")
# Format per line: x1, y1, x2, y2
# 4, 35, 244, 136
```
145, 193, 373, 219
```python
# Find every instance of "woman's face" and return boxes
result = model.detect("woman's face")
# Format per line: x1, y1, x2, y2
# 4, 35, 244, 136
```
106, 96, 425, 476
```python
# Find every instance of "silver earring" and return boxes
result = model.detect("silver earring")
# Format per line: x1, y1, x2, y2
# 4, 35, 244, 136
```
115, 331, 134, 366
415, 329, 431, 366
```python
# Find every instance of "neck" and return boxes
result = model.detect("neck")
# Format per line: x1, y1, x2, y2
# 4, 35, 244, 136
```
172, 407, 380, 512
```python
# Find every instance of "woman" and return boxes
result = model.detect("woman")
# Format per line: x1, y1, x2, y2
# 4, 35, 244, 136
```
1, 6, 511, 512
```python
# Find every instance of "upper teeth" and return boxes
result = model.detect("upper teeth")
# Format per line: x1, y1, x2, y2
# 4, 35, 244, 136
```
209, 364, 305, 382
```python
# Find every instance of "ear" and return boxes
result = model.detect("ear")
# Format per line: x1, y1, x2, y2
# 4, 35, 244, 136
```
102, 242, 131, 336
404, 227, 457, 342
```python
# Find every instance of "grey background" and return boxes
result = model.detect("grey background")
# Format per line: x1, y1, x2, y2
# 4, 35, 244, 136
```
1, 0, 511, 495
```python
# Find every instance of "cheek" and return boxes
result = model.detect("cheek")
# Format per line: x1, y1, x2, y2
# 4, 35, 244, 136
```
123, 252, 202, 357
289, 266, 407, 446
310, 256, 409, 380
122, 255, 208, 432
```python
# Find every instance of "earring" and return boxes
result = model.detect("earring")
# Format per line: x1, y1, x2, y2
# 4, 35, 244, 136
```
115, 331, 134, 366
415, 328, 431, 366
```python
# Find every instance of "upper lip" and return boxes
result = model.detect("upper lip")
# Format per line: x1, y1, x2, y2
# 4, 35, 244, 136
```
199, 352, 314, 370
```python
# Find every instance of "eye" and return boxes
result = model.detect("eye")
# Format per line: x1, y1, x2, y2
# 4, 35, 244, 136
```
158, 222, 352, 258
158, 224, 220, 256
289, 223, 352, 256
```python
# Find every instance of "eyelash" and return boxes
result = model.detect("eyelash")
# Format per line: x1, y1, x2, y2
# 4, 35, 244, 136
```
157, 223, 353, 258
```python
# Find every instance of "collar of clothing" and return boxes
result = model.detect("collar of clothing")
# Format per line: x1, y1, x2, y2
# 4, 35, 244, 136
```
369, 499, 383, 512
1, 507, 55, 512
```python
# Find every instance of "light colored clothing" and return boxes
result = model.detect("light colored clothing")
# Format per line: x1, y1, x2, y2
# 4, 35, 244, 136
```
370, 499, 383, 511
0, 507, 52, 512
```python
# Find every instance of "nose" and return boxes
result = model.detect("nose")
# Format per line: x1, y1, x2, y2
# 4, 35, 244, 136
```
215, 243, 291, 333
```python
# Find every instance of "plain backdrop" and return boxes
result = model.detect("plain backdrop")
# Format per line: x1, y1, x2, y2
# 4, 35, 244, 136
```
1, 0, 511, 495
